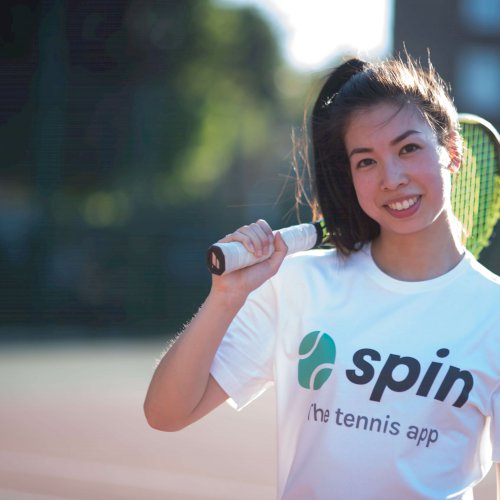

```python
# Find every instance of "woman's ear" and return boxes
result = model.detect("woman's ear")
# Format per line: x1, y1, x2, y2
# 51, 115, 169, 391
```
447, 131, 463, 173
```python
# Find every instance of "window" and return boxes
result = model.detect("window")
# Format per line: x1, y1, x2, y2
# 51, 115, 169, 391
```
455, 45, 500, 116
459, 0, 500, 34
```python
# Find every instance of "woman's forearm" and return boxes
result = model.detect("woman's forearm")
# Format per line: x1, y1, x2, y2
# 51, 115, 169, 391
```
143, 290, 245, 430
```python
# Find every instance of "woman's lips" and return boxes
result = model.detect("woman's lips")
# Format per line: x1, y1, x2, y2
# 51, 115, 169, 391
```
384, 195, 421, 218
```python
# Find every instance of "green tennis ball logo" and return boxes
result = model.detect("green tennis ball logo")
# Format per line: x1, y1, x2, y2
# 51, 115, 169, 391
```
298, 331, 336, 390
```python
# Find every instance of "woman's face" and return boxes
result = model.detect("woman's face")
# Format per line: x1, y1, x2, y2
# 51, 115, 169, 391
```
344, 102, 455, 243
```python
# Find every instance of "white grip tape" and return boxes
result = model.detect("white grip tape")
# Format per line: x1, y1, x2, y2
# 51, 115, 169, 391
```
213, 223, 317, 275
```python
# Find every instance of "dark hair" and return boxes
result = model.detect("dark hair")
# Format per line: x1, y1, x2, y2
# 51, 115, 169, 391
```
297, 55, 461, 256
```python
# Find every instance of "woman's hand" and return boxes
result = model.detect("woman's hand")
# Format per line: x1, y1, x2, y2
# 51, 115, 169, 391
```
210, 219, 288, 303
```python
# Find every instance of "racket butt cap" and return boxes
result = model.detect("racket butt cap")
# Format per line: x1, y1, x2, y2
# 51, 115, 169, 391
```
207, 245, 226, 275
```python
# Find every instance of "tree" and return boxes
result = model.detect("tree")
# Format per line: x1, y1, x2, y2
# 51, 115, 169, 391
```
0, 0, 303, 332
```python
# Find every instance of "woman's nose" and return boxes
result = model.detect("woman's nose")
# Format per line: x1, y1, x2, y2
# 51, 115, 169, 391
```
379, 159, 409, 190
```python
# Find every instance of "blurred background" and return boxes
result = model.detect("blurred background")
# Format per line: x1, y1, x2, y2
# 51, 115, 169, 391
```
0, 0, 499, 337
0, 0, 498, 498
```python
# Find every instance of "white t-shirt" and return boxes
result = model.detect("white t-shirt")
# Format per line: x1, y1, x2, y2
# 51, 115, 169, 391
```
210, 246, 500, 499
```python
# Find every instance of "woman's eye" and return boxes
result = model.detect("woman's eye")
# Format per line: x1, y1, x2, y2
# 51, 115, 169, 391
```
401, 143, 420, 154
357, 158, 375, 169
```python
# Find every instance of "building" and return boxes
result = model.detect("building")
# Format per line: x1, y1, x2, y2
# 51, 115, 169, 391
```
393, 0, 500, 129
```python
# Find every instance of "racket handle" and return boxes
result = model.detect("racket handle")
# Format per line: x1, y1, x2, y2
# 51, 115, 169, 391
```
207, 221, 325, 275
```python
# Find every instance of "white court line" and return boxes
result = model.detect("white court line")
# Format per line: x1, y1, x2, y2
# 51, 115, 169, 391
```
0, 488, 64, 500
0, 450, 275, 499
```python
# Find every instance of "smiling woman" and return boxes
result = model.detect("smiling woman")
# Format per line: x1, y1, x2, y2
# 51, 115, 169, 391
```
145, 55, 500, 500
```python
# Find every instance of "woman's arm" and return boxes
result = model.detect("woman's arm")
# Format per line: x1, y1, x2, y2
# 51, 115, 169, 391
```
144, 222, 287, 432
143, 291, 245, 431
496, 463, 499, 500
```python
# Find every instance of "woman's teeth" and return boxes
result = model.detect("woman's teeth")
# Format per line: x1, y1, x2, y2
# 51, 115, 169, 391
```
387, 196, 419, 211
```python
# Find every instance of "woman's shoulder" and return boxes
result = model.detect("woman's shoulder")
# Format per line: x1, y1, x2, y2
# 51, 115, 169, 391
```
457, 253, 500, 312
281, 247, 339, 271
274, 246, 359, 284
466, 252, 500, 287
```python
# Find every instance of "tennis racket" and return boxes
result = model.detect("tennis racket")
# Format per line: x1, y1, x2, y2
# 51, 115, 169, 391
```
207, 114, 500, 275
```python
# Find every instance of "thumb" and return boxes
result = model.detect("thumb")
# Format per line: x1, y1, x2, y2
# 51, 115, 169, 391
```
273, 231, 288, 255
266, 232, 288, 271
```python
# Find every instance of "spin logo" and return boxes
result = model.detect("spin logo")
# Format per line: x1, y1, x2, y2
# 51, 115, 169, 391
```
297, 331, 474, 408
298, 331, 336, 390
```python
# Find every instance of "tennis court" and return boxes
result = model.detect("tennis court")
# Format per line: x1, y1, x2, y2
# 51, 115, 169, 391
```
0, 338, 495, 499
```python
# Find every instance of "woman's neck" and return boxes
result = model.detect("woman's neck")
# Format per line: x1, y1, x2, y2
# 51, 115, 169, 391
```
370, 222, 465, 282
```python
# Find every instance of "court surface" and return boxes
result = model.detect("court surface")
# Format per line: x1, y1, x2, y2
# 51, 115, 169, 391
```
0, 338, 496, 499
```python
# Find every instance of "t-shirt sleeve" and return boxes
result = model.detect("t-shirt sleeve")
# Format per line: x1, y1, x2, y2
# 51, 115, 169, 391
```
210, 278, 278, 411
492, 383, 500, 462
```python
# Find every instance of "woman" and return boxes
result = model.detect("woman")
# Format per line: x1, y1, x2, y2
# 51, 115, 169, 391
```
144, 56, 500, 499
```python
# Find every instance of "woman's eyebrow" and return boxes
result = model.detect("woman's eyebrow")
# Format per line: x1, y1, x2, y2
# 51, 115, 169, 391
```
348, 129, 422, 158
390, 129, 421, 145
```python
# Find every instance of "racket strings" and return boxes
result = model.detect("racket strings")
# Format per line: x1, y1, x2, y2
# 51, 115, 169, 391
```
452, 121, 500, 257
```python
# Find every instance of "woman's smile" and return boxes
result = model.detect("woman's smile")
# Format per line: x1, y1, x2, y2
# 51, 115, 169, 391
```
384, 195, 421, 217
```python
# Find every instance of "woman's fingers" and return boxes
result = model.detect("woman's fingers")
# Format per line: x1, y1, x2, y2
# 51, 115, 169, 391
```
219, 219, 274, 257
250, 220, 273, 257
211, 224, 288, 297
255, 219, 274, 256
